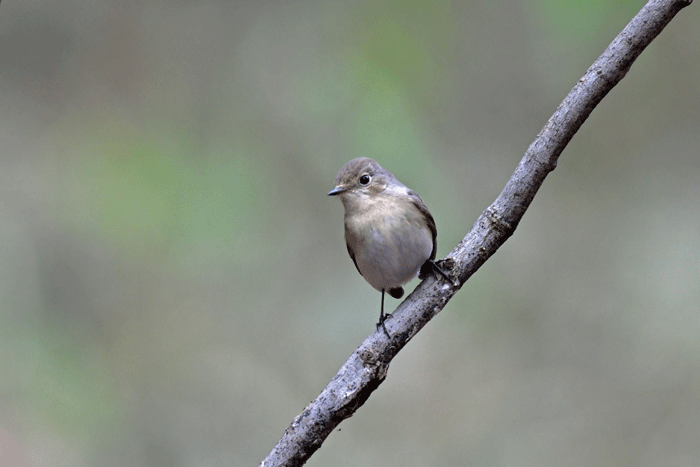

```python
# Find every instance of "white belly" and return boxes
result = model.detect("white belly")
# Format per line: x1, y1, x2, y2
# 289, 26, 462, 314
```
347, 215, 433, 292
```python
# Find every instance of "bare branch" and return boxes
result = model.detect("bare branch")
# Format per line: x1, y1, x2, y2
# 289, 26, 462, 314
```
260, 1, 693, 466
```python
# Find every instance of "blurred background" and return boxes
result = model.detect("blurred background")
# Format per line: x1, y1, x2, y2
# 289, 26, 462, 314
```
1, 0, 699, 466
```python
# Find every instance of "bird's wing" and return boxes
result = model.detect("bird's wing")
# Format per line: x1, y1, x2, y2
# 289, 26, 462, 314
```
407, 189, 438, 261
346, 242, 362, 276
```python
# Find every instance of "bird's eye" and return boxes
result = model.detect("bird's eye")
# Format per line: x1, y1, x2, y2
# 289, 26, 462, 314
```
359, 174, 371, 185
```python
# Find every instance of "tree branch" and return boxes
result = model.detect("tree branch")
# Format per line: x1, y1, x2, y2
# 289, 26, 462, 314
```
260, 1, 693, 465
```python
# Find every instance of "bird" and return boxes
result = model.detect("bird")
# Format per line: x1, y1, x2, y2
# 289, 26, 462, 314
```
328, 157, 452, 336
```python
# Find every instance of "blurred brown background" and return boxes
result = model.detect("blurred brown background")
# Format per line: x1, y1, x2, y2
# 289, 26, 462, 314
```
1, 1, 698, 466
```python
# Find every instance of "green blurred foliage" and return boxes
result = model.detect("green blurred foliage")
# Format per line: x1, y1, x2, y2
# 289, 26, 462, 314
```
24, 327, 117, 440
72, 125, 267, 268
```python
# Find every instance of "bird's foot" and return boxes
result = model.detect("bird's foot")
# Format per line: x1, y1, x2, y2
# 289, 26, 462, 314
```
420, 259, 456, 287
376, 312, 393, 338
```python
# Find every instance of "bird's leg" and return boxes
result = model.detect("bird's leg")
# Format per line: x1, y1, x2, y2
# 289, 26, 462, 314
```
376, 290, 391, 337
420, 259, 456, 287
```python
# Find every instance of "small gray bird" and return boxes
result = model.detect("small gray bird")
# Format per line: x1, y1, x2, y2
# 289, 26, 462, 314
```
329, 157, 452, 336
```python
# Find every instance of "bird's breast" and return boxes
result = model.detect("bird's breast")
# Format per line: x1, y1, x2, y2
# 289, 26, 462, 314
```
345, 198, 433, 291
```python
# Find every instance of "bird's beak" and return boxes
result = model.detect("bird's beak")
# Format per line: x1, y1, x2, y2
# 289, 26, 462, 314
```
328, 186, 346, 196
